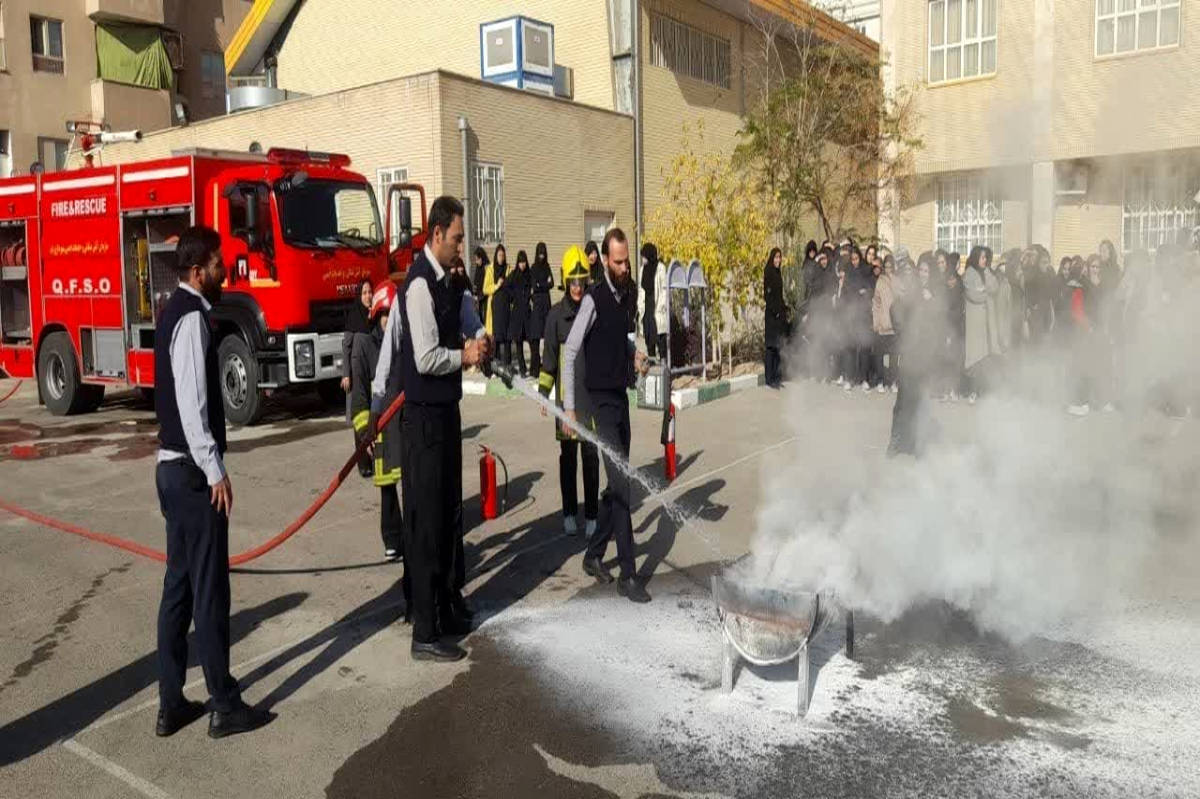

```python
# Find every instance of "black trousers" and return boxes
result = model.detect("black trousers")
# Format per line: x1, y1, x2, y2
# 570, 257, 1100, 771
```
380, 484, 403, 551
156, 460, 240, 713
400, 402, 464, 643
585, 391, 635, 579
764, 345, 782, 386
528, 339, 542, 377
560, 439, 600, 520
872, 333, 895, 387
889, 371, 930, 456
510, 339, 527, 375
643, 311, 659, 358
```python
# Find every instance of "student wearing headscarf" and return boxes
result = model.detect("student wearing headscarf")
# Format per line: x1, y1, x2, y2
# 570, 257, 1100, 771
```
507, 250, 533, 376
471, 246, 489, 320
528, 242, 554, 376
484, 243, 510, 364
640, 242, 661, 358
962, 245, 1001, 401
585, 240, 604, 284
763, 247, 786, 389
341, 278, 374, 433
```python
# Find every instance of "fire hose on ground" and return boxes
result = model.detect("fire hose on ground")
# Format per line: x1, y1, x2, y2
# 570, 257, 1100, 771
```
0, 380, 22, 405
0, 391, 406, 567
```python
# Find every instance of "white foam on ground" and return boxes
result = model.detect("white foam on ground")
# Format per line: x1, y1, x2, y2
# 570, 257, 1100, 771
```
482, 577, 1200, 796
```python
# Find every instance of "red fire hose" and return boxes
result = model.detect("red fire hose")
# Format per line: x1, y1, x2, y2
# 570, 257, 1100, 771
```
0, 380, 22, 405
0, 391, 405, 567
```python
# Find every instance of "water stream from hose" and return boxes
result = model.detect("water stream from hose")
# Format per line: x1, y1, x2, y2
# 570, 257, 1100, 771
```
500, 374, 723, 555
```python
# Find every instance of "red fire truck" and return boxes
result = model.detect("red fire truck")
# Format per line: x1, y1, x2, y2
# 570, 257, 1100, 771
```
0, 145, 426, 425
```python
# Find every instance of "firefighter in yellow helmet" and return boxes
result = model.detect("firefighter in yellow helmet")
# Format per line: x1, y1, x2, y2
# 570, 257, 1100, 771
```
350, 280, 405, 562
538, 246, 599, 537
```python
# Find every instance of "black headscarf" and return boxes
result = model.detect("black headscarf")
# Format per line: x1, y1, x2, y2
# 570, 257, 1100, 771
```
585, 240, 603, 283
344, 278, 373, 335
534, 241, 549, 267
641, 242, 659, 293
493, 243, 508, 281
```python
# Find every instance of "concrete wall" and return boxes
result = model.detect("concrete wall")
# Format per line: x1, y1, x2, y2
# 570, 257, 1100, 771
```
0, 0, 99, 173
436, 75, 634, 265
274, 0, 618, 112
164, 0, 254, 122
103, 71, 634, 271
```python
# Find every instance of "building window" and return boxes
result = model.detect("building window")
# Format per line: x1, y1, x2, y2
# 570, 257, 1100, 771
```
0, 130, 10, 179
30, 15, 63, 74
936, 174, 1002, 254
37, 137, 68, 172
472, 163, 505, 245
376, 166, 409, 246
1, 4, 8, 72
1122, 159, 1199, 253
649, 14, 731, 90
200, 51, 225, 99
928, 0, 996, 84
1096, 0, 1180, 57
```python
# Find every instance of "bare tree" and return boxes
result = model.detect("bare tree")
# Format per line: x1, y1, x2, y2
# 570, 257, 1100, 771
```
736, 7, 921, 246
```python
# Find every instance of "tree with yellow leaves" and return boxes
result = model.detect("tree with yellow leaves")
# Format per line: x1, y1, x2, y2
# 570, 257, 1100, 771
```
647, 123, 774, 372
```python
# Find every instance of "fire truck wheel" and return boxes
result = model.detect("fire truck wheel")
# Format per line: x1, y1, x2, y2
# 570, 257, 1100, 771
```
38, 331, 102, 416
218, 336, 263, 427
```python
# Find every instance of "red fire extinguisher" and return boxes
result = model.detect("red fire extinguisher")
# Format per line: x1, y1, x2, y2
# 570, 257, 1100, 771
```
478, 445, 509, 520
661, 403, 677, 482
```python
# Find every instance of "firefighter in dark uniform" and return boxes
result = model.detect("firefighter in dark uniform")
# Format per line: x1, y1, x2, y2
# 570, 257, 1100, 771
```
351, 280, 404, 561
153, 226, 272, 738
538, 246, 600, 539
562, 228, 652, 604
393, 195, 490, 661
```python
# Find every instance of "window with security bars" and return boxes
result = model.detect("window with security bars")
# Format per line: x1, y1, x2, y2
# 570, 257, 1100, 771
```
1122, 160, 1199, 253
472, 163, 504, 246
1096, 0, 1180, 57
936, 175, 1003, 254
376, 166, 409, 246
928, 0, 996, 84
650, 13, 731, 90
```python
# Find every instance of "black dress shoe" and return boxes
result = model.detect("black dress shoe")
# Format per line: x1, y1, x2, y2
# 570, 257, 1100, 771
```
155, 700, 206, 737
582, 556, 614, 584
411, 639, 467, 662
618, 576, 652, 604
207, 701, 275, 739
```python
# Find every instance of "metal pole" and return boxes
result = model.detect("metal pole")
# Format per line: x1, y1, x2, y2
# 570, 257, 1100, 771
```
701, 298, 708, 382
632, 0, 643, 264
458, 115, 472, 261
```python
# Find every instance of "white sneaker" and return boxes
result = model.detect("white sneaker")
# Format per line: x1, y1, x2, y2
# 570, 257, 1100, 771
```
585, 519, 598, 539
968, 393, 977, 405
563, 516, 578, 536
876, 384, 887, 394
1101, 402, 1116, 413
949, 392, 959, 403
835, 376, 846, 387
860, 381, 870, 391
1067, 404, 1091, 417
890, 384, 898, 394
843, 382, 853, 393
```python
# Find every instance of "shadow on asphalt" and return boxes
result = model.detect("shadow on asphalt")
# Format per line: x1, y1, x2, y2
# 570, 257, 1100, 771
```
0, 592, 307, 767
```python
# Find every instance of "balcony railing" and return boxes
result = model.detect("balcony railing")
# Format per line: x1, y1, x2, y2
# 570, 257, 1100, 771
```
32, 54, 64, 74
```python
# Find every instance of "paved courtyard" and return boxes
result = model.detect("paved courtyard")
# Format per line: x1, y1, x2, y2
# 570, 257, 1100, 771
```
1, 378, 1197, 798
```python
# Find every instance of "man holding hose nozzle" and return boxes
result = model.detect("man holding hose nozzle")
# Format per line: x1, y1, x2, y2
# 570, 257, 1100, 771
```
370, 195, 491, 662
154, 227, 272, 739
563, 228, 652, 604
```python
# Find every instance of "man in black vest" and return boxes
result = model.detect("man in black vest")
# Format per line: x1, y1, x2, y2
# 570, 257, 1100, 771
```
398, 196, 490, 661
154, 227, 272, 739
562, 228, 652, 603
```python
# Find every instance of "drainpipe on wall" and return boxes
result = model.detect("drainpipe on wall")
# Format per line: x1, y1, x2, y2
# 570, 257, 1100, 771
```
633, 0, 643, 268
459, 115, 473, 264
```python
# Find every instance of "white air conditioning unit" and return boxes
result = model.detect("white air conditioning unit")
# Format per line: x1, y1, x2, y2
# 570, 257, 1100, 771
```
480, 16, 555, 94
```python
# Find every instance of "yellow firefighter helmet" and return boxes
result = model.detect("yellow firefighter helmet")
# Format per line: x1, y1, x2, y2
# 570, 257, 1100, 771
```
562, 245, 590, 283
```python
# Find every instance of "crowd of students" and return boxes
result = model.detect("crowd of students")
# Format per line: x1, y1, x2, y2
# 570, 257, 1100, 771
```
772, 234, 1200, 417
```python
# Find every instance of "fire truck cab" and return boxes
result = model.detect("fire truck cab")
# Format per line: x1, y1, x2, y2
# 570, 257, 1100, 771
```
0, 147, 399, 425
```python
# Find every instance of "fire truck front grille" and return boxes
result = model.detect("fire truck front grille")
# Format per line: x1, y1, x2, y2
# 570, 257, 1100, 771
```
309, 299, 356, 334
